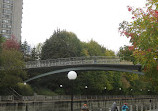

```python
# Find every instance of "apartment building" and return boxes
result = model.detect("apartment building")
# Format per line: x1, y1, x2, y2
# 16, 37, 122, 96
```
0, 0, 23, 43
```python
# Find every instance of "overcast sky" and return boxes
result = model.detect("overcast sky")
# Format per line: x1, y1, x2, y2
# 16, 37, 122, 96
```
21, 0, 146, 52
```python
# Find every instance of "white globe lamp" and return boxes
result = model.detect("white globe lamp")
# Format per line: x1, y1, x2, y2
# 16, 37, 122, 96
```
67, 71, 77, 80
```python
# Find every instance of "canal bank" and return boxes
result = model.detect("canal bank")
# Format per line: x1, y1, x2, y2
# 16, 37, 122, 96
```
0, 95, 158, 111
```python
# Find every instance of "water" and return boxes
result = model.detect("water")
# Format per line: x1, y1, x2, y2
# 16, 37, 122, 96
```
0, 99, 158, 111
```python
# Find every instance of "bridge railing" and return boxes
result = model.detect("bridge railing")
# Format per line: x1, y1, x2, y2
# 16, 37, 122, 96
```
25, 56, 125, 69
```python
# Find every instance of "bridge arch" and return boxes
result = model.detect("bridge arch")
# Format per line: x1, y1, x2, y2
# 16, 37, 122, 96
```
24, 66, 144, 83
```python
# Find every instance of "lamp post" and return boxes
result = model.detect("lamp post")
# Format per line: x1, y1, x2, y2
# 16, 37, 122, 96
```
104, 87, 107, 95
67, 71, 77, 111
85, 85, 88, 102
148, 89, 150, 95
119, 88, 121, 95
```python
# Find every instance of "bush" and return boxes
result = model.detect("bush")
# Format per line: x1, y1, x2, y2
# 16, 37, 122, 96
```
16, 83, 34, 96
34, 88, 57, 96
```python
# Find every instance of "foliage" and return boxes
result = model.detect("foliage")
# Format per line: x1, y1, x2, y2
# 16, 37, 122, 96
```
34, 87, 58, 96
76, 71, 112, 95
31, 47, 38, 60
105, 50, 115, 56
0, 49, 27, 87
2, 37, 20, 50
0, 36, 5, 66
21, 40, 32, 61
35, 43, 43, 60
117, 45, 135, 63
81, 40, 115, 57
21, 40, 29, 55
15, 83, 34, 96
21, 41, 43, 61
41, 29, 82, 59
0, 38, 27, 95
0, 36, 5, 51
81, 40, 106, 56
119, 0, 158, 76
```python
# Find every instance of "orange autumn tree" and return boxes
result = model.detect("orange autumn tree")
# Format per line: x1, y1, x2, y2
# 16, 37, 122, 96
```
119, 0, 158, 80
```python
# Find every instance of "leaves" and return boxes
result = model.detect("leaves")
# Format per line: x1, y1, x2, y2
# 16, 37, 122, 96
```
0, 38, 27, 94
41, 29, 82, 59
117, 46, 135, 63
2, 37, 20, 50
119, 0, 158, 74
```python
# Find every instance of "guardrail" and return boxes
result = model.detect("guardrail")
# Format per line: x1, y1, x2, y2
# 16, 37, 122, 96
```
25, 56, 133, 69
0, 95, 14, 101
0, 95, 157, 102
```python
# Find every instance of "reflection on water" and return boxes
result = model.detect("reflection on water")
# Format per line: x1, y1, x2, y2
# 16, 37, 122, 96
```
0, 99, 157, 111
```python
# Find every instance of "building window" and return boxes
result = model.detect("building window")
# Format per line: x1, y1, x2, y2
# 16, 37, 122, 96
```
2, 24, 7, 28
3, 0, 13, 4
7, 25, 11, 28
1, 29, 7, 33
2, 19, 12, 24
3, 35, 10, 39
3, 4, 12, 9
2, 14, 11, 19
6, 30, 11, 34
3, 9, 12, 14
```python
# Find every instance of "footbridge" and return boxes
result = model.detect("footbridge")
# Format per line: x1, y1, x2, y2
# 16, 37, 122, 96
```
24, 56, 144, 83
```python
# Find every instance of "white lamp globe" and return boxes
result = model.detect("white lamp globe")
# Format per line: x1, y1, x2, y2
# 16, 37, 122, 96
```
67, 71, 77, 80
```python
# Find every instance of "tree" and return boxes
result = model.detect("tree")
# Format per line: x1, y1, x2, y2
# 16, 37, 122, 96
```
31, 47, 38, 61
119, 0, 158, 75
80, 40, 113, 56
41, 29, 82, 59
21, 40, 32, 61
117, 45, 135, 62
2, 37, 19, 50
82, 40, 106, 56
21, 40, 28, 55
0, 38, 27, 95
119, 0, 158, 91
35, 43, 43, 60
76, 71, 113, 95
0, 36, 5, 51
105, 49, 115, 56
0, 36, 5, 66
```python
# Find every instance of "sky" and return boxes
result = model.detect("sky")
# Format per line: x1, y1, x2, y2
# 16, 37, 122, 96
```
21, 0, 146, 52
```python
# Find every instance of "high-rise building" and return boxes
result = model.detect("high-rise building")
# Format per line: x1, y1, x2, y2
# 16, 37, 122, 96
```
0, 0, 23, 43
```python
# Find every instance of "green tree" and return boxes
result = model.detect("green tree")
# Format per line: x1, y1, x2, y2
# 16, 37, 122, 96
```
0, 36, 5, 66
0, 36, 5, 51
117, 45, 135, 62
21, 40, 28, 55
81, 40, 106, 56
0, 38, 27, 95
105, 49, 115, 56
31, 47, 38, 60
41, 29, 82, 59
21, 40, 32, 61
76, 71, 113, 95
